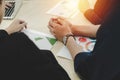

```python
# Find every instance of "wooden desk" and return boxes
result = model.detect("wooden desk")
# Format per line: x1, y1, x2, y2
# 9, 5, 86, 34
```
0, 0, 97, 80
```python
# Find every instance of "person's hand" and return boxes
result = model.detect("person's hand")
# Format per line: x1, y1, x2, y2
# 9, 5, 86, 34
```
48, 17, 72, 41
53, 17, 76, 35
5, 19, 27, 35
5, 2, 12, 9
78, 0, 90, 13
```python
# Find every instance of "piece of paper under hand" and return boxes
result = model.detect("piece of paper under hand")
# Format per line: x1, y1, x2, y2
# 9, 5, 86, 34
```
57, 46, 72, 60
57, 36, 96, 60
47, 0, 79, 18
22, 29, 57, 50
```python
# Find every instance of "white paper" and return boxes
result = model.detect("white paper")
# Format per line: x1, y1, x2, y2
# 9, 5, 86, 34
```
46, 0, 80, 18
22, 29, 57, 50
57, 36, 96, 59
57, 46, 72, 60
75, 36, 96, 52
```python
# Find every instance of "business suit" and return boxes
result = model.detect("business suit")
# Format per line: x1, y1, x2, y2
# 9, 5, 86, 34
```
0, 31, 70, 80
75, 1, 120, 80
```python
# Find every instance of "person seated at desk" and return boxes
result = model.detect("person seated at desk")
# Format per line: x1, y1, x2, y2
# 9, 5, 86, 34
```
50, 0, 118, 39
79, 0, 116, 25
53, 0, 117, 41
0, 0, 70, 80
48, 0, 120, 79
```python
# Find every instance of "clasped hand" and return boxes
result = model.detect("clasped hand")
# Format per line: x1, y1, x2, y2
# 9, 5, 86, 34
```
48, 17, 72, 41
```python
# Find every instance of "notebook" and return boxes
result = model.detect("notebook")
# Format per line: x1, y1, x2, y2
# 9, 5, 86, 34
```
3, 0, 23, 20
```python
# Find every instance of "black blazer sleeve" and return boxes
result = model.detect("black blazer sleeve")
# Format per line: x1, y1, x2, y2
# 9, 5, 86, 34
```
0, 30, 9, 40
76, 2, 120, 80
74, 52, 95, 80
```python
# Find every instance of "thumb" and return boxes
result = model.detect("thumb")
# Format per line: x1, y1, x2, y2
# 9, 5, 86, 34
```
57, 18, 65, 25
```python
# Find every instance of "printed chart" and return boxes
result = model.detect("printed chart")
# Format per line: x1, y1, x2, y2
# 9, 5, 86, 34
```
57, 36, 96, 59
22, 29, 57, 50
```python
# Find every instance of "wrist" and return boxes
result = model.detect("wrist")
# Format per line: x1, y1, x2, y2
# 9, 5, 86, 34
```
5, 29, 11, 35
62, 33, 75, 45
5, 28, 13, 35
71, 25, 78, 35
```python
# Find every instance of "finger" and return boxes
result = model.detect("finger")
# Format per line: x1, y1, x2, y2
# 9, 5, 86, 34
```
50, 30, 56, 35
56, 18, 65, 25
5, 6, 9, 9
5, 2, 12, 9
57, 16, 66, 20
49, 17, 65, 26
49, 19, 60, 28
49, 18, 55, 26
50, 17, 62, 25
15, 19, 25, 24
20, 22, 27, 29
51, 17, 63, 25
24, 22, 27, 28
48, 25, 56, 35
49, 19, 53, 27
48, 25, 54, 31
6, 2, 12, 7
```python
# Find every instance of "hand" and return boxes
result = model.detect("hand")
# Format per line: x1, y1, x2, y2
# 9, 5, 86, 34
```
5, 2, 12, 9
52, 17, 76, 35
78, 0, 90, 13
5, 19, 27, 35
48, 17, 72, 41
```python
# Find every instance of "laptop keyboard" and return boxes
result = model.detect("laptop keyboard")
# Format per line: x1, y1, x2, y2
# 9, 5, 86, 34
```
4, 2, 15, 18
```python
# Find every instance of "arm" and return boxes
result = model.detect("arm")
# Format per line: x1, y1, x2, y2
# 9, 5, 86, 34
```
5, 19, 27, 35
0, 19, 27, 40
0, 30, 9, 40
71, 24, 100, 38
48, 17, 96, 59
50, 17, 100, 38
66, 36, 83, 59
48, 17, 95, 79
84, 0, 113, 25
66, 37, 94, 79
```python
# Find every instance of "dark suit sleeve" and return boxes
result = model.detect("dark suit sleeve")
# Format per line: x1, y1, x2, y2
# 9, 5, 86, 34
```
0, 30, 9, 40
76, 2, 120, 80
74, 52, 95, 79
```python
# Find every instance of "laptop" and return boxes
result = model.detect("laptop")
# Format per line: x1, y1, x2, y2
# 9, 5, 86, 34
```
3, 0, 23, 20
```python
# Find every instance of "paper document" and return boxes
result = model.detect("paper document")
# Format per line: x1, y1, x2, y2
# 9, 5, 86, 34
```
22, 29, 57, 50
57, 36, 96, 59
47, 0, 80, 18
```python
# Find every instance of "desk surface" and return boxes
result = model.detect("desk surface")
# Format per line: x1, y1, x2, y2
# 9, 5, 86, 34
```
0, 0, 96, 80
